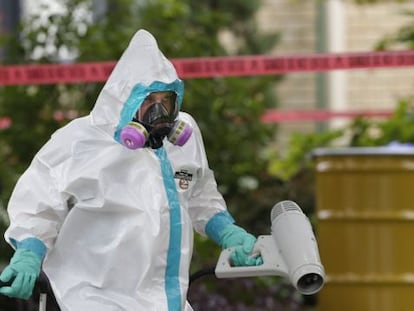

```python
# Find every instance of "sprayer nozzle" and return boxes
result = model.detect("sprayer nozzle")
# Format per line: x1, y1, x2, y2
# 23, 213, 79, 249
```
297, 273, 324, 295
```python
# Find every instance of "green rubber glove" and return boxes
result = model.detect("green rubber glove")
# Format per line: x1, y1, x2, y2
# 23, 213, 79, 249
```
0, 249, 42, 299
219, 224, 263, 267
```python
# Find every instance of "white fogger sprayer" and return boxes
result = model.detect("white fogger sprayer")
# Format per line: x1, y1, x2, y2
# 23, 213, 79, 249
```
215, 200, 325, 295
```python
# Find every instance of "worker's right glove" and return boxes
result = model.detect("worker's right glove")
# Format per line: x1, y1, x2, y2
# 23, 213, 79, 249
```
218, 224, 263, 267
0, 238, 46, 300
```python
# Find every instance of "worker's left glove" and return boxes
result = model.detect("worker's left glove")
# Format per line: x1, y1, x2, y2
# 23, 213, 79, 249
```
0, 238, 46, 300
218, 224, 263, 267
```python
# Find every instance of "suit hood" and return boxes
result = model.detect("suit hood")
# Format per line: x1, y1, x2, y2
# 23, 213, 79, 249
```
90, 29, 184, 143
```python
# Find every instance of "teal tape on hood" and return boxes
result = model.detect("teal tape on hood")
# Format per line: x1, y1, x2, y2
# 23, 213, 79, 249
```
155, 147, 183, 310
114, 79, 184, 144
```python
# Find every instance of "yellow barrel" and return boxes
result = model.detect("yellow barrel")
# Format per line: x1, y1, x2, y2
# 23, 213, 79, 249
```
313, 147, 414, 311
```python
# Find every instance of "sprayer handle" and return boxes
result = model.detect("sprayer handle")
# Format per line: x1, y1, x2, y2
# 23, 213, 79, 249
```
215, 235, 289, 278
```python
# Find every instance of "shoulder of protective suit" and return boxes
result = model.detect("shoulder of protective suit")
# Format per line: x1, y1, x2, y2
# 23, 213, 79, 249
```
178, 111, 197, 126
35, 116, 111, 168
178, 111, 202, 138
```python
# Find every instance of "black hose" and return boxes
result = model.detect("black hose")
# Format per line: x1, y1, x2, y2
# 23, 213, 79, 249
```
189, 267, 216, 287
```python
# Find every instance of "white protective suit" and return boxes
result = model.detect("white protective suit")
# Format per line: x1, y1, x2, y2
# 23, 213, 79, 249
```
4, 29, 234, 311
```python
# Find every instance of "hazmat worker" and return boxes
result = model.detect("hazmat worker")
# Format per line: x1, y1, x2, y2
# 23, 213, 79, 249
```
0, 29, 262, 310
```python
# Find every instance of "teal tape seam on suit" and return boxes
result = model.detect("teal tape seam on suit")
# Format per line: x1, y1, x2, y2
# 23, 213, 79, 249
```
156, 147, 182, 310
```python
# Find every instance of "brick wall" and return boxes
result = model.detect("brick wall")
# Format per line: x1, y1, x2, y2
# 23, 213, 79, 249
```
256, 0, 414, 146
346, 2, 414, 110
256, 0, 319, 147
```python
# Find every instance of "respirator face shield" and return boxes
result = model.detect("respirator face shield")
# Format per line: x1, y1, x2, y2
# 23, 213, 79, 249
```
119, 90, 193, 149
136, 91, 179, 137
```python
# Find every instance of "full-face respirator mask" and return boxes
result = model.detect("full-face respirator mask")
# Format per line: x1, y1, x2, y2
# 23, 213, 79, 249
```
119, 91, 193, 149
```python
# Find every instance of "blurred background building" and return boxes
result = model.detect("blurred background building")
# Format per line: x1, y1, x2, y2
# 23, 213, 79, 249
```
256, 0, 414, 146
0, 0, 20, 59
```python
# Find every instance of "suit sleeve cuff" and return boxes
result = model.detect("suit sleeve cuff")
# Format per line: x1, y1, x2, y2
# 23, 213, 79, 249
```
205, 210, 235, 245
10, 237, 47, 261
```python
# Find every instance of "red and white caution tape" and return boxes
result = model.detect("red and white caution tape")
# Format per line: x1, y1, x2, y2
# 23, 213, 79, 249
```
261, 109, 393, 123
0, 50, 414, 85
0, 50, 408, 125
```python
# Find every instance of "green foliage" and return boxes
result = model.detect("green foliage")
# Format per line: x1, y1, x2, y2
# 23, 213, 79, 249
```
268, 99, 414, 182
268, 129, 344, 182
348, 99, 414, 146
375, 9, 414, 50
